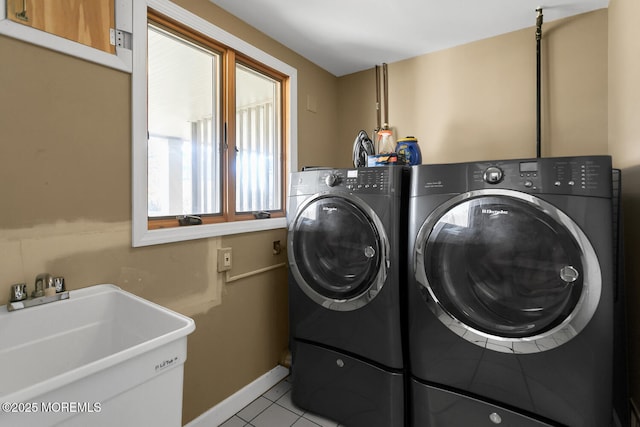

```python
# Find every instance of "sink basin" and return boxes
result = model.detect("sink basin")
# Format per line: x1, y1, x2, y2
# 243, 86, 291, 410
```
0, 284, 195, 427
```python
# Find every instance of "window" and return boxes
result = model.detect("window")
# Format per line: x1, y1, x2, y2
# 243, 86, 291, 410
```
235, 63, 283, 214
147, 22, 222, 219
132, 0, 297, 246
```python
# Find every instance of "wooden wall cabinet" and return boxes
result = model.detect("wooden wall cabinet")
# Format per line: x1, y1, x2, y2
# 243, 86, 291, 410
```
0, 0, 133, 72
7, 0, 116, 54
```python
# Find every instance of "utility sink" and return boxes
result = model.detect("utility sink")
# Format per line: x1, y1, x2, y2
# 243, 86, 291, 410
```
0, 284, 195, 427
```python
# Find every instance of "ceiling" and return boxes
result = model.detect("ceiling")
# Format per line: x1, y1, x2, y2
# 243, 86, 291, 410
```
209, 0, 608, 77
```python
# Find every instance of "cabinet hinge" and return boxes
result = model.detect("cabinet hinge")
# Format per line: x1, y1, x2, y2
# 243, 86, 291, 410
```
110, 28, 132, 50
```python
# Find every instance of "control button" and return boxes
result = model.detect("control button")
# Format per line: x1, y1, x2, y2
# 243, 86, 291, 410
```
524, 180, 533, 188
325, 173, 339, 187
554, 181, 561, 187
568, 180, 575, 186
483, 166, 504, 184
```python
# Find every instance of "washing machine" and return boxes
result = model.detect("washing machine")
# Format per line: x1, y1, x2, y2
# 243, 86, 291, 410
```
288, 166, 407, 427
407, 156, 614, 427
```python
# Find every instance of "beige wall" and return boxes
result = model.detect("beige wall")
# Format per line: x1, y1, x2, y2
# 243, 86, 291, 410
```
0, 1, 339, 424
336, 69, 378, 168
609, 0, 640, 413
338, 9, 609, 164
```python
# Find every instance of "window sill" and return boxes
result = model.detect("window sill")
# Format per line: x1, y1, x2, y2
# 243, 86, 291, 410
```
132, 217, 286, 247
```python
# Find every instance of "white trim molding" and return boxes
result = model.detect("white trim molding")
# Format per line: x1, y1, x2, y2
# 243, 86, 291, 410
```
184, 365, 290, 427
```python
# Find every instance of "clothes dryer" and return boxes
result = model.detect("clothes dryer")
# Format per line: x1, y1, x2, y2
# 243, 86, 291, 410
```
288, 166, 407, 427
407, 156, 614, 426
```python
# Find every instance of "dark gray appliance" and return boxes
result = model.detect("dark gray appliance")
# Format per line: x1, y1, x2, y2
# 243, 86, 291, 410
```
288, 166, 407, 427
407, 156, 614, 426
612, 168, 630, 427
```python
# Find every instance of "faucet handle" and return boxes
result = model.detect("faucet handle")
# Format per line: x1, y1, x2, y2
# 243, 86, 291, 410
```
9, 283, 28, 302
54, 276, 66, 293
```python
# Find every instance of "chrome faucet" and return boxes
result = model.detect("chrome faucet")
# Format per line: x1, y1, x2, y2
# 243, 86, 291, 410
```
33, 273, 54, 297
7, 273, 69, 312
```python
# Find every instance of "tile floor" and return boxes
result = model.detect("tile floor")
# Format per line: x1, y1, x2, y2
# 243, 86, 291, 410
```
220, 377, 343, 427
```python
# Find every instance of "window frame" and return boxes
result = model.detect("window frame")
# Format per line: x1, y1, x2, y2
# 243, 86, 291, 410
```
132, 0, 297, 247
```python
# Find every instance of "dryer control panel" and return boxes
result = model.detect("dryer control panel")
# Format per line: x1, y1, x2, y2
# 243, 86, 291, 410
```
469, 156, 612, 198
290, 167, 403, 196
340, 168, 394, 193
411, 156, 612, 198
469, 156, 611, 197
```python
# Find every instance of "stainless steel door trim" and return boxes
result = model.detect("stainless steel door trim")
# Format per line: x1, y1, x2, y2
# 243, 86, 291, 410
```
288, 191, 390, 312
414, 189, 602, 354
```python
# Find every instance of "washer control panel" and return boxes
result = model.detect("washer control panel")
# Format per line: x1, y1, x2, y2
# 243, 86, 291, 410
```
290, 167, 403, 196
411, 156, 612, 198
322, 168, 392, 193
470, 156, 611, 197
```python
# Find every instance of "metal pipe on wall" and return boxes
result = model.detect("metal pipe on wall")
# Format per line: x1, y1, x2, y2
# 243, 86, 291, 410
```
382, 63, 390, 128
536, 8, 543, 158
375, 65, 382, 133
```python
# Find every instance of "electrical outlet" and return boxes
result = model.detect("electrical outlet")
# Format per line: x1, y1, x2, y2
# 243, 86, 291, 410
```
217, 248, 232, 272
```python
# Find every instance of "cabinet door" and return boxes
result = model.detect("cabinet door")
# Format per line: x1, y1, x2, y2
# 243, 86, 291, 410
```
7, 0, 115, 54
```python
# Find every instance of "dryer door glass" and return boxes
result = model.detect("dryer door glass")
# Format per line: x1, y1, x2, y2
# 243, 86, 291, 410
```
423, 195, 584, 338
292, 196, 382, 300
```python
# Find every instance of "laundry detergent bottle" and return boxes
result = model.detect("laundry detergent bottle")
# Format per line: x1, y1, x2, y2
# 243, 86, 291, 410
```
395, 136, 422, 165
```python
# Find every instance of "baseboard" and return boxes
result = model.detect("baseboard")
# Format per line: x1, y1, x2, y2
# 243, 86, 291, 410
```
184, 365, 290, 427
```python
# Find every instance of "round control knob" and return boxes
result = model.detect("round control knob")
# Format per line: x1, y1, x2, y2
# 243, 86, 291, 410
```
325, 173, 339, 187
483, 166, 504, 184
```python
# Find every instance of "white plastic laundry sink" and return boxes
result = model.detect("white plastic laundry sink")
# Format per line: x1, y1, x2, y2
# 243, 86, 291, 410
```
0, 284, 195, 427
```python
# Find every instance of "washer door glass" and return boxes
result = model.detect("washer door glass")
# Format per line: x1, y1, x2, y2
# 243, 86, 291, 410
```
291, 196, 385, 307
421, 194, 587, 340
